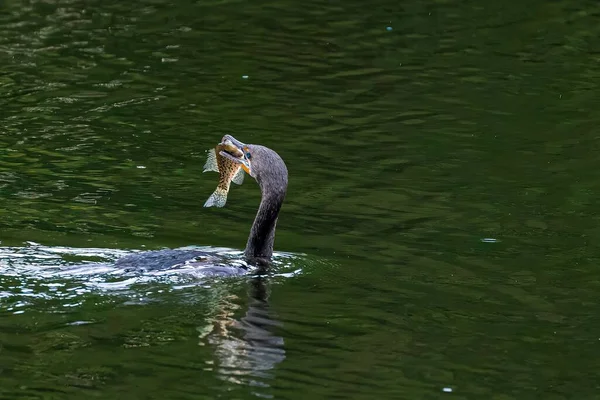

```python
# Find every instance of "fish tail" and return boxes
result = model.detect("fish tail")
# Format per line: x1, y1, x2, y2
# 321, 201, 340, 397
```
204, 187, 228, 208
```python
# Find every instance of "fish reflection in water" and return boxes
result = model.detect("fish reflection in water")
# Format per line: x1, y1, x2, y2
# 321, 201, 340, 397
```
199, 276, 285, 388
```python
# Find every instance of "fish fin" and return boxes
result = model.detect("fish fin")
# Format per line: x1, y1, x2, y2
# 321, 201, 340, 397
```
232, 168, 244, 185
203, 149, 218, 173
204, 187, 228, 208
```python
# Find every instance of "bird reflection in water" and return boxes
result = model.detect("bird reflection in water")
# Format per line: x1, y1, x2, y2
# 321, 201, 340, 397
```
198, 274, 285, 389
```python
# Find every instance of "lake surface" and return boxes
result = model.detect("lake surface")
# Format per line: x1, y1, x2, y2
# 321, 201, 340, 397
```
1, 0, 599, 398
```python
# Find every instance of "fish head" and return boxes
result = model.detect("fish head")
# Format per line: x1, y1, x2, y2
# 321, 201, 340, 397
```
219, 135, 254, 177
219, 139, 244, 159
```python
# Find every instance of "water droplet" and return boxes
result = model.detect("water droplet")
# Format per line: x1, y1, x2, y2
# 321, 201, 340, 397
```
137, 165, 146, 169
386, 26, 393, 31
481, 238, 498, 243
443, 387, 453, 393
242, 75, 249, 79
67, 320, 94, 326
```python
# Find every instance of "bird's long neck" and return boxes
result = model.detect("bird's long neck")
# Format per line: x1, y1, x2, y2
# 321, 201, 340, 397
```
244, 176, 287, 260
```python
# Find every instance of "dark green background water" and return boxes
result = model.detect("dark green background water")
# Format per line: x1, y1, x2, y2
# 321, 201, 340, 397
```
1, 0, 600, 398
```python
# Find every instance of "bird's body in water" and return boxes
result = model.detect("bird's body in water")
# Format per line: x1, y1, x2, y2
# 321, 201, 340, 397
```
115, 134, 288, 276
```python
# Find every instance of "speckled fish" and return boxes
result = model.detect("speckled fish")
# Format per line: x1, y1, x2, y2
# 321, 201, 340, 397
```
203, 139, 245, 207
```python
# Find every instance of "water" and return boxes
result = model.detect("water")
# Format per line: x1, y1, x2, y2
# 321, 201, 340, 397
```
1, 0, 600, 398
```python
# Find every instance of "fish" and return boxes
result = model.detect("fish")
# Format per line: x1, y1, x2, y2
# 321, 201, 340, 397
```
202, 139, 245, 208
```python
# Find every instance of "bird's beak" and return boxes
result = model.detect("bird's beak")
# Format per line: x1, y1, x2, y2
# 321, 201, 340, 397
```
219, 135, 252, 175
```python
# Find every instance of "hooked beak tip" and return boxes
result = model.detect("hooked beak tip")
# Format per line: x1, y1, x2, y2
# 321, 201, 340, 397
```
221, 134, 246, 148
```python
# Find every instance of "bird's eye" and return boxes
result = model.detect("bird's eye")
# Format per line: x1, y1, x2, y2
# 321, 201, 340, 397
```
246, 151, 252, 160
